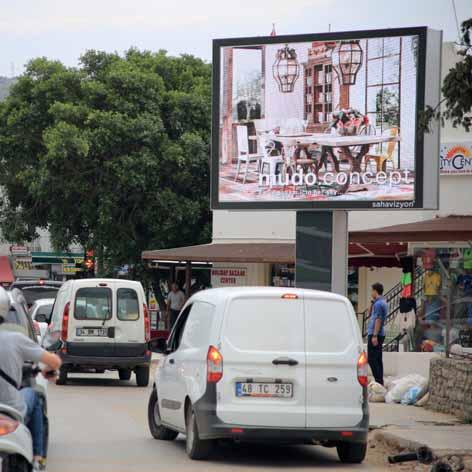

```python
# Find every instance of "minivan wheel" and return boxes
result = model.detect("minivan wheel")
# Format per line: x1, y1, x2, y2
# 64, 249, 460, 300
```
148, 389, 178, 441
185, 406, 213, 460
336, 442, 367, 463
135, 365, 150, 387
56, 368, 68, 386
118, 369, 132, 381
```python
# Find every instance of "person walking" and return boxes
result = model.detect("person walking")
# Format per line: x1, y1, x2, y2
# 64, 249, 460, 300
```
367, 283, 388, 385
0, 287, 62, 471
166, 283, 185, 330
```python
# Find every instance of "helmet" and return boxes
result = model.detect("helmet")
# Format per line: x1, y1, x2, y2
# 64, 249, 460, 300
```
0, 286, 10, 321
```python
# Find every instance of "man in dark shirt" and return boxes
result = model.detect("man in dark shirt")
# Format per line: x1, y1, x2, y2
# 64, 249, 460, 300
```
367, 283, 388, 385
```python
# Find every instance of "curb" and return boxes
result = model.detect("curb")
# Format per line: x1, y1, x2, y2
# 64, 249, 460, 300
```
374, 430, 472, 458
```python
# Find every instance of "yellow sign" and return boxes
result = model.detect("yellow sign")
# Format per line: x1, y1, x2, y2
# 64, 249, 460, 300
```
63, 263, 80, 274
14, 259, 33, 271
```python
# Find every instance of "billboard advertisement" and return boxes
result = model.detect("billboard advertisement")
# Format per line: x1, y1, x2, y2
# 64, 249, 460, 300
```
211, 27, 441, 210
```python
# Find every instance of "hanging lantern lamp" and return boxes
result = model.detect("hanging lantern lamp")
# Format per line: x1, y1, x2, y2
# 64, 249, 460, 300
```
332, 40, 363, 86
272, 44, 300, 93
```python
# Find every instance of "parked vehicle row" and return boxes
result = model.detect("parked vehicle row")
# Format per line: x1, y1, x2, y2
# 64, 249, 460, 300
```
2, 279, 369, 467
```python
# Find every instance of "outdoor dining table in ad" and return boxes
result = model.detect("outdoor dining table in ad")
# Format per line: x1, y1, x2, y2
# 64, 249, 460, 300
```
273, 133, 401, 193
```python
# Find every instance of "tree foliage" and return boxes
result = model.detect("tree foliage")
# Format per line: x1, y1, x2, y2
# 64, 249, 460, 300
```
0, 49, 212, 274
420, 18, 472, 132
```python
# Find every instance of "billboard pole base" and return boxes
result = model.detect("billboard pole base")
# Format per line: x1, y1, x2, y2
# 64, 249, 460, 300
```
295, 210, 348, 296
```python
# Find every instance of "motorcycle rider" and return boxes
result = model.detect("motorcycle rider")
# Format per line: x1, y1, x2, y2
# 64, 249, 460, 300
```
0, 286, 62, 471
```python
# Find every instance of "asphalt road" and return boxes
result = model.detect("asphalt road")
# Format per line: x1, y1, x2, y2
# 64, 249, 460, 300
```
46, 372, 380, 472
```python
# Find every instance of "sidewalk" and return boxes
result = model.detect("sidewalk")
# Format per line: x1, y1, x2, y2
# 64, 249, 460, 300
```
371, 403, 472, 464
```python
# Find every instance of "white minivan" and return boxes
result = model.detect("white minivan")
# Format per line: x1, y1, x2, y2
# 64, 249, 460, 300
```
148, 287, 369, 462
43, 278, 151, 386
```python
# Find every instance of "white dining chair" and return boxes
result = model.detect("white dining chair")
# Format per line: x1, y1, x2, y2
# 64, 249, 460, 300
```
234, 125, 262, 184
258, 132, 285, 188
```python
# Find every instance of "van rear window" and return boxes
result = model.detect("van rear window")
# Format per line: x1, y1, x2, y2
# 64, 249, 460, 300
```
305, 299, 355, 353
117, 288, 140, 321
74, 287, 112, 320
224, 297, 304, 352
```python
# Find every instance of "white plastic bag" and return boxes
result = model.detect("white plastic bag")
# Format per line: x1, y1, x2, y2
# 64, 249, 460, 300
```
368, 381, 387, 402
384, 374, 427, 404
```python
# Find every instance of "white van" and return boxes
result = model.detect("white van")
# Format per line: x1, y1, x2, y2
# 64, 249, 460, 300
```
148, 287, 369, 462
43, 279, 151, 386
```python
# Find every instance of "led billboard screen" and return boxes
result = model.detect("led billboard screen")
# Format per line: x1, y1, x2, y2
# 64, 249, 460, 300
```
211, 27, 441, 210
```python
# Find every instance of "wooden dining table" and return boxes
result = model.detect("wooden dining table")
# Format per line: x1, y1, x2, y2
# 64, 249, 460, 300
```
272, 132, 401, 193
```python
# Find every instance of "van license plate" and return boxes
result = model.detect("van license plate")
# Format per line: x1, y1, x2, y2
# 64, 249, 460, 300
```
76, 328, 108, 337
236, 382, 293, 398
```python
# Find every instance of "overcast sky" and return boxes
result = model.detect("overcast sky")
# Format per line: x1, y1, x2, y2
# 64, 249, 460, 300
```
0, 0, 470, 76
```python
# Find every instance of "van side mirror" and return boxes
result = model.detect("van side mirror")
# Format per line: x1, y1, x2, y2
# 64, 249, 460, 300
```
46, 339, 64, 352
149, 338, 167, 354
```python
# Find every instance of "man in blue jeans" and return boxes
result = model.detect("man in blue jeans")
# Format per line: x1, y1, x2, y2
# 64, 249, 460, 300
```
0, 287, 62, 471
367, 283, 388, 385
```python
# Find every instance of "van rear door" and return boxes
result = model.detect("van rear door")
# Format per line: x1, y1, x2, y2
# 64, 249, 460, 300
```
217, 292, 305, 428
68, 283, 115, 356
114, 282, 146, 357
304, 295, 363, 428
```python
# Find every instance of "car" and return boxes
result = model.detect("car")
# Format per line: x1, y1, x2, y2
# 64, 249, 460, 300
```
148, 287, 369, 462
30, 298, 55, 345
42, 278, 151, 386
9, 280, 63, 309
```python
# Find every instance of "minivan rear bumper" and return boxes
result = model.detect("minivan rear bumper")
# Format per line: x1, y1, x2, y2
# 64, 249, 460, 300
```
200, 424, 368, 443
193, 384, 369, 443
60, 347, 151, 370
60, 353, 151, 369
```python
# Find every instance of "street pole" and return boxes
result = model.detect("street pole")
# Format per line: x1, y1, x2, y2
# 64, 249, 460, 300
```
295, 210, 348, 296
437, 257, 451, 358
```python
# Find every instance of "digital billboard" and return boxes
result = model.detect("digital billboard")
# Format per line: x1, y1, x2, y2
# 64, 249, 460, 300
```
211, 27, 441, 210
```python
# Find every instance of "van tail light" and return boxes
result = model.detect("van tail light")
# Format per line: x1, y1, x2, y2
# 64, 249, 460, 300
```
207, 346, 223, 383
143, 304, 151, 342
61, 302, 70, 341
0, 415, 19, 436
357, 351, 368, 387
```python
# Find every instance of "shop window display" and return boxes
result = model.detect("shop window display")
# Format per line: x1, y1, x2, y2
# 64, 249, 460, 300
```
271, 264, 295, 287
413, 247, 472, 353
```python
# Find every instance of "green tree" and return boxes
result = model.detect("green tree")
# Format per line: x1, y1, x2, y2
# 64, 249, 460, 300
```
420, 18, 472, 132
0, 49, 212, 280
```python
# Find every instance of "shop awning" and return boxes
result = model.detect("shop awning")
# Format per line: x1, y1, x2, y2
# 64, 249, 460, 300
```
350, 215, 472, 243
142, 243, 295, 264
0, 256, 14, 285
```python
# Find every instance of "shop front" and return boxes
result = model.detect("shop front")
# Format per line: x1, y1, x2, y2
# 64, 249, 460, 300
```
351, 215, 472, 354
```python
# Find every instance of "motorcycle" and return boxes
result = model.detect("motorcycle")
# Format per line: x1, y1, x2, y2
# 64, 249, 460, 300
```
0, 403, 33, 472
0, 341, 60, 472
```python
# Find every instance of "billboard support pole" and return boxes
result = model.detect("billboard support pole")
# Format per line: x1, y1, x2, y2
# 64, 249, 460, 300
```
295, 210, 348, 296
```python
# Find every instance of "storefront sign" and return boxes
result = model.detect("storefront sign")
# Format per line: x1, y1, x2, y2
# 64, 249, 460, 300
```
63, 263, 80, 274
211, 268, 247, 287
10, 245, 29, 256
14, 257, 33, 271
440, 142, 472, 175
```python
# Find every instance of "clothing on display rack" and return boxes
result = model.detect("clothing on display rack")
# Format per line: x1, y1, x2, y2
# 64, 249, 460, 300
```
464, 248, 472, 270
423, 296, 441, 322
424, 271, 441, 297
400, 272, 412, 298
